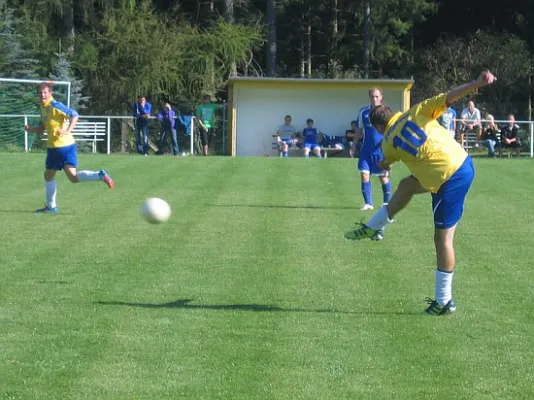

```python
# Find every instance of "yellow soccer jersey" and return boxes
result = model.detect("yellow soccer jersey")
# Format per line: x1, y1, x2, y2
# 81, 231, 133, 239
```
381, 93, 467, 193
40, 98, 78, 148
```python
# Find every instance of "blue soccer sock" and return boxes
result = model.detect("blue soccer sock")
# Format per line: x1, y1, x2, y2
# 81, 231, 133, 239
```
382, 181, 392, 204
282, 151, 288, 157
361, 181, 372, 205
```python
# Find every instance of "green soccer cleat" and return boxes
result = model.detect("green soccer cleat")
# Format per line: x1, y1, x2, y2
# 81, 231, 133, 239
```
424, 297, 457, 316
344, 222, 383, 241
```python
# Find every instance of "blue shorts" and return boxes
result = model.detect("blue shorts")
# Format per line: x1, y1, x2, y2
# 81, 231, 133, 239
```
304, 142, 320, 151
46, 144, 78, 170
431, 156, 475, 229
358, 152, 387, 176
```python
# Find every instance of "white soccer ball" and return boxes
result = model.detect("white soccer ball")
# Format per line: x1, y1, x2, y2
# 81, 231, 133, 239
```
140, 197, 171, 224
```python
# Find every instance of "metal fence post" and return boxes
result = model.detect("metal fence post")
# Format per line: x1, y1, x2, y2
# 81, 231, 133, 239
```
107, 117, 111, 154
530, 121, 533, 158
24, 115, 28, 152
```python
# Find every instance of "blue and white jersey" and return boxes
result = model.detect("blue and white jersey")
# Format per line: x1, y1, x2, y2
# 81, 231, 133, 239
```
439, 107, 457, 131
302, 127, 318, 144
356, 105, 383, 155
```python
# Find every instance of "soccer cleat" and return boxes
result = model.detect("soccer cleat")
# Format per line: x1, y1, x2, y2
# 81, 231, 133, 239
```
360, 204, 374, 211
344, 222, 381, 241
424, 297, 457, 316
35, 205, 59, 214
371, 229, 384, 241
99, 169, 115, 189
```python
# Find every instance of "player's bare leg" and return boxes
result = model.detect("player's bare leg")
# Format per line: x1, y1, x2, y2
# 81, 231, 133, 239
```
346, 175, 426, 240
424, 225, 458, 315
386, 175, 427, 219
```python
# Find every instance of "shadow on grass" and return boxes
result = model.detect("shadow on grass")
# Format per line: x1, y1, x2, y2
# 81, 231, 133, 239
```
0, 210, 74, 215
203, 204, 357, 211
95, 298, 418, 316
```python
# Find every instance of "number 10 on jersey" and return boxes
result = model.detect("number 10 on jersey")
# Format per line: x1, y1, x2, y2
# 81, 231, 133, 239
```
393, 121, 428, 156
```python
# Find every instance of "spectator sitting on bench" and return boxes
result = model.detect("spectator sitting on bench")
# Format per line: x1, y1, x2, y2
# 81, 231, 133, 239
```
301, 118, 322, 158
481, 114, 500, 158
274, 115, 299, 157
345, 120, 362, 158
499, 114, 521, 157
459, 100, 482, 148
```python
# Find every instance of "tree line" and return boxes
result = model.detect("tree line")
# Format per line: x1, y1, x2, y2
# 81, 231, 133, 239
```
0, 0, 533, 120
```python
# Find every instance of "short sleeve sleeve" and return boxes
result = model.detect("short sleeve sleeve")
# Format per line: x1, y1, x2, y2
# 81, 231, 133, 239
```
413, 93, 448, 120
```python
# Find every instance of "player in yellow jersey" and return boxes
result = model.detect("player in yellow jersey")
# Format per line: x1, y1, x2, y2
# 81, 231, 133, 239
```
344, 71, 497, 315
25, 83, 115, 213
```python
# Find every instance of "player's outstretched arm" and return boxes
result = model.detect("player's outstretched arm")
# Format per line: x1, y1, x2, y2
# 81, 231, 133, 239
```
58, 116, 79, 135
446, 71, 497, 106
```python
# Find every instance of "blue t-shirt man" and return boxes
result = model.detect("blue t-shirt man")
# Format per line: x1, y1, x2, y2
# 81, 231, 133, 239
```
439, 107, 457, 137
132, 96, 152, 155
355, 88, 391, 210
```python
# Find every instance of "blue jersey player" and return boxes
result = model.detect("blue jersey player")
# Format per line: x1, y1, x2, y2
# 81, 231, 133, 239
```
355, 87, 391, 210
301, 118, 322, 158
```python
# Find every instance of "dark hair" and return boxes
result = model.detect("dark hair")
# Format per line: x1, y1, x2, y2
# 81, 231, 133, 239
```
138, 95, 146, 100
203, 94, 211, 100
37, 82, 51, 92
369, 105, 394, 127
507, 114, 515, 119
284, 115, 292, 120
306, 118, 314, 124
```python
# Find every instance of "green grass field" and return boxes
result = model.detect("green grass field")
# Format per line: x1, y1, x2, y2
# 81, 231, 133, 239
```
1, 153, 533, 400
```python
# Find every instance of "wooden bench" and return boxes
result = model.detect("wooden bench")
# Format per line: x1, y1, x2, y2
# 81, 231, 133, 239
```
41, 121, 107, 153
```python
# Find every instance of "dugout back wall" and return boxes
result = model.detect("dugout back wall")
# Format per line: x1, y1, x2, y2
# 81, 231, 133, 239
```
227, 77, 414, 157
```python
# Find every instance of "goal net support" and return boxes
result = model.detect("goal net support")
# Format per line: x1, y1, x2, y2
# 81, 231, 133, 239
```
0, 78, 71, 151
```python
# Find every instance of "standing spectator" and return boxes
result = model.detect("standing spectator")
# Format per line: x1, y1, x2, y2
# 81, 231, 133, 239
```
459, 100, 482, 148
302, 118, 322, 158
481, 114, 500, 158
132, 95, 152, 156
499, 114, 521, 157
195, 94, 223, 156
355, 87, 391, 211
157, 102, 179, 156
274, 115, 299, 157
439, 106, 457, 138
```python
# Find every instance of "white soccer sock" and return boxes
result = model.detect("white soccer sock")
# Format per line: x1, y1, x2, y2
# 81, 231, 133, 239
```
77, 170, 101, 182
366, 205, 394, 231
435, 268, 454, 306
45, 180, 57, 208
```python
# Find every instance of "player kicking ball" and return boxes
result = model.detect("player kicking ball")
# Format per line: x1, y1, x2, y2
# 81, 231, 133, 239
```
26, 82, 114, 213
344, 71, 497, 316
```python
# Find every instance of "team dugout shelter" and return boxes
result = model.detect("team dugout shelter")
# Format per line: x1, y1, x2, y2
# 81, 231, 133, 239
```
227, 77, 414, 157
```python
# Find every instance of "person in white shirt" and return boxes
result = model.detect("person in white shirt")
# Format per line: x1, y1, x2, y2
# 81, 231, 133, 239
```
274, 115, 299, 157
459, 100, 482, 147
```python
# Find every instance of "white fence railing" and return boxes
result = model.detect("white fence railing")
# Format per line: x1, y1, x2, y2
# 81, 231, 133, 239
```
1, 114, 533, 158
452, 119, 533, 158
0, 114, 196, 155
